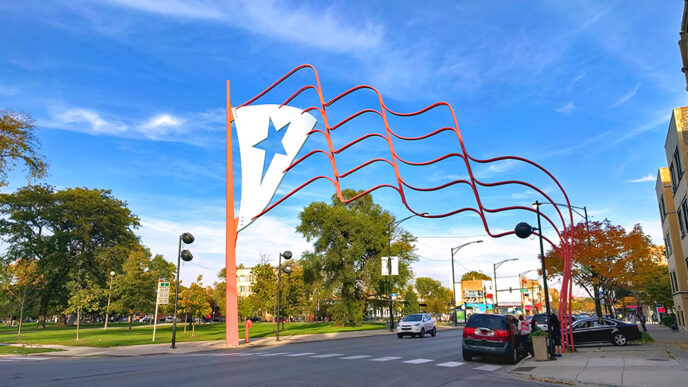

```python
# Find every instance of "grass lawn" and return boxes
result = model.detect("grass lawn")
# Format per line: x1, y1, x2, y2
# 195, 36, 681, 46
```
0, 345, 63, 355
634, 331, 655, 343
0, 321, 385, 348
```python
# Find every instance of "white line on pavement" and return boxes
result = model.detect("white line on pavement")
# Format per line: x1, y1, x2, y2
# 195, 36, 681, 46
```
340, 355, 371, 360
437, 361, 465, 367
403, 359, 433, 364
371, 357, 401, 362
310, 354, 343, 358
285, 353, 316, 357
473, 364, 501, 371
259, 352, 290, 357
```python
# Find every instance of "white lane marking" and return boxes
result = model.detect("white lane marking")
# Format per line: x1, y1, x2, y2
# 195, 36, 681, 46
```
286, 353, 316, 357
403, 358, 433, 364
233, 353, 259, 357
437, 361, 465, 367
0, 359, 14, 362
259, 352, 290, 357
209, 353, 241, 357
340, 355, 371, 360
311, 353, 343, 358
371, 356, 401, 362
474, 364, 502, 371
13, 357, 49, 361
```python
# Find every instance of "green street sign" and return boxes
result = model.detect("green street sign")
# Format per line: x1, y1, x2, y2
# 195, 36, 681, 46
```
159, 282, 170, 287
520, 288, 528, 293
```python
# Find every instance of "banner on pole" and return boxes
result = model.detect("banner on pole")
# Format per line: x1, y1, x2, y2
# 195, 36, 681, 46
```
381, 257, 399, 276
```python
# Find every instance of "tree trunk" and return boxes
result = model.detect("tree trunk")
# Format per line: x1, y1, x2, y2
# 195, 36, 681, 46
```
76, 309, 80, 341
37, 314, 46, 329
184, 314, 188, 333
592, 283, 603, 320
128, 313, 133, 333
18, 299, 24, 339
192, 321, 195, 337
57, 314, 67, 326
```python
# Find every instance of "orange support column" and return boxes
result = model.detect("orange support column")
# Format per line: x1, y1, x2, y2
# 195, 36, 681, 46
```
225, 80, 239, 346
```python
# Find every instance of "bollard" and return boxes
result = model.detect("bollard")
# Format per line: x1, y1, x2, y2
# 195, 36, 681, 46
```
245, 319, 253, 344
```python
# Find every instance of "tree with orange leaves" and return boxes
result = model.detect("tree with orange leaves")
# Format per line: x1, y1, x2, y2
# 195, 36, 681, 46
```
4, 258, 44, 338
544, 219, 656, 319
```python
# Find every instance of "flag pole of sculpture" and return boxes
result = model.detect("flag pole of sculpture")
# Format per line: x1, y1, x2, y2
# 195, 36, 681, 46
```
225, 65, 575, 349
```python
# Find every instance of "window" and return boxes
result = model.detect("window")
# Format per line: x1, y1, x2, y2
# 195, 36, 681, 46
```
671, 270, 678, 293
679, 210, 686, 237
666, 232, 673, 257
660, 195, 667, 221
674, 147, 684, 182
681, 311, 686, 327
671, 163, 679, 192
682, 198, 688, 233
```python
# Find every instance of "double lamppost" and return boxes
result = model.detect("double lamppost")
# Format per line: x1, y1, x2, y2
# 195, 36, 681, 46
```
515, 200, 553, 359
276, 250, 293, 342
387, 213, 427, 331
450, 240, 483, 326
171, 232, 195, 349
493, 258, 518, 313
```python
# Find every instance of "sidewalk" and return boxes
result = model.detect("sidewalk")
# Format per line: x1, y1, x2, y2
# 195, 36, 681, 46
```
4, 326, 434, 358
505, 323, 688, 386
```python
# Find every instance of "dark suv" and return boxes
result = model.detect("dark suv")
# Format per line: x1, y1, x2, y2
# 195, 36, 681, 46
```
461, 313, 521, 364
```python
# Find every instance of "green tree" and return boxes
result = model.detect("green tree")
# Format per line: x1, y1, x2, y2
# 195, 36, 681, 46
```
635, 262, 673, 309
0, 185, 140, 327
415, 277, 452, 315
148, 254, 175, 281
111, 247, 156, 332
402, 285, 420, 315
461, 271, 491, 281
64, 277, 102, 341
211, 268, 226, 317
4, 258, 44, 338
0, 109, 48, 186
179, 275, 212, 337
281, 264, 306, 319
249, 263, 277, 319
297, 190, 417, 325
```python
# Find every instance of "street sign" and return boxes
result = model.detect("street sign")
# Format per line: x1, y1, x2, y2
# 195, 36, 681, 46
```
381, 256, 399, 276
391, 293, 397, 301
157, 281, 170, 305
520, 288, 528, 293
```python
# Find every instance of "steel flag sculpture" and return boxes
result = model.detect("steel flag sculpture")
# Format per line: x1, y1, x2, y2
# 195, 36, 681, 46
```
225, 64, 576, 350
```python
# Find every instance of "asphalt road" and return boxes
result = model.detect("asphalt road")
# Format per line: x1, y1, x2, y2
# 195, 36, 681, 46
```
1, 329, 549, 386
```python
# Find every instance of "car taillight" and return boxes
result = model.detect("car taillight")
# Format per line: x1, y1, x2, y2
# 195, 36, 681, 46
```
463, 327, 475, 338
494, 329, 510, 340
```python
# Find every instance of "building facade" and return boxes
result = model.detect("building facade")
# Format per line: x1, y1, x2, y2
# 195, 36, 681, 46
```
656, 107, 688, 333
236, 267, 255, 298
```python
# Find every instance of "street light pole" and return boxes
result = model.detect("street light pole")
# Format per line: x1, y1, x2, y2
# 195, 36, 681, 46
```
493, 258, 518, 313
533, 201, 554, 359
104, 271, 115, 330
171, 232, 194, 349
451, 240, 483, 326
387, 213, 427, 331
276, 250, 293, 342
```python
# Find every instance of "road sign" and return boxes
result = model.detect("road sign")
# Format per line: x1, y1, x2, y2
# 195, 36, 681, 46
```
520, 288, 528, 293
391, 293, 397, 301
157, 281, 170, 305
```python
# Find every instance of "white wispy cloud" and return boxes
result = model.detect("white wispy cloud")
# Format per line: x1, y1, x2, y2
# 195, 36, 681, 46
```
55, 108, 128, 134
142, 113, 183, 129
555, 101, 575, 115
105, 0, 383, 55
628, 174, 654, 183
609, 82, 641, 108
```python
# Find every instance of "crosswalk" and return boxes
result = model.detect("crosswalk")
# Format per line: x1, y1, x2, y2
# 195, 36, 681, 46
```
188, 351, 503, 371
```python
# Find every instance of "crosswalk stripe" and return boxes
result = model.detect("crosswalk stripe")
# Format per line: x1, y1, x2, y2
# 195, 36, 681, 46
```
286, 353, 316, 357
437, 361, 465, 367
403, 358, 433, 364
340, 355, 371, 360
310, 353, 343, 358
371, 356, 401, 362
473, 364, 502, 371
259, 352, 290, 357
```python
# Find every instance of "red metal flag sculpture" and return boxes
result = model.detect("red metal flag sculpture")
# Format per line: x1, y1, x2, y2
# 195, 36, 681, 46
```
226, 64, 575, 350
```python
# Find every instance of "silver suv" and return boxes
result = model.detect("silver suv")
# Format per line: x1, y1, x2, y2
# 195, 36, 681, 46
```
396, 313, 437, 338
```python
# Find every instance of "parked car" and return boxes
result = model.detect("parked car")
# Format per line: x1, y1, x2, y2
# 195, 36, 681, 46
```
570, 317, 642, 346
530, 313, 549, 331
396, 313, 436, 338
461, 313, 522, 364
247, 316, 261, 322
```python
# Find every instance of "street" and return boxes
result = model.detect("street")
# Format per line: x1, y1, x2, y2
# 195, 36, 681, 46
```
1, 329, 548, 386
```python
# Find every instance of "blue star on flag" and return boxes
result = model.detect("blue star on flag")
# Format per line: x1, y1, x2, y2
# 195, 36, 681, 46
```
253, 117, 289, 182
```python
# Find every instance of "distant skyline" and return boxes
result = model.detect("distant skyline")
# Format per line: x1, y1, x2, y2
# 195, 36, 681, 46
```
0, 1, 685, 295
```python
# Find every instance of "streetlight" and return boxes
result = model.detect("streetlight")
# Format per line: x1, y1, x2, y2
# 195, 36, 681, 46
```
451, 240, 483, 326
493, 258, 518, 313
276, 250, 293, 342
104, 271, 115, 330
171, 232, 194, 349
387, 213, 427, 331
519, 270, 536, 315
515, 200, 554, 359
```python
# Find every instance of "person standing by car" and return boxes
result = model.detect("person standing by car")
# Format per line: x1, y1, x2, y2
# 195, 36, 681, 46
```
518, 315, 532, 358
638, 309, 647, 332
549, 313, 562, 358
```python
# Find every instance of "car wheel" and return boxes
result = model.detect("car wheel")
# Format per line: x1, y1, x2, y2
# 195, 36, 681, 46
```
462, 349, 473, 361
508, 344, 518, 364
397, 333, 403, 339
419, 328, 425, 338
411, 333, 416, 338
430, 327, 436, 337
612, 332, 627, 346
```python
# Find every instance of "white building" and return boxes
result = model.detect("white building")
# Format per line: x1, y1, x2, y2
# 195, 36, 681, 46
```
236, 267, 255, 298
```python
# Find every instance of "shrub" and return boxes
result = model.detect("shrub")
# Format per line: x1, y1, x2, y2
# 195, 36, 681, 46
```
661, 314, 676, 327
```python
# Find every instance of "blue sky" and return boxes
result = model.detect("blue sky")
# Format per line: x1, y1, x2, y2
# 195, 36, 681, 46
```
1, 1, 685, 293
